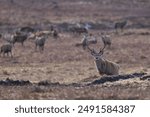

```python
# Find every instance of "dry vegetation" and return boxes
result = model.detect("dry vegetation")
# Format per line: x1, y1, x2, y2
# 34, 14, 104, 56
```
0, 0, 150, 99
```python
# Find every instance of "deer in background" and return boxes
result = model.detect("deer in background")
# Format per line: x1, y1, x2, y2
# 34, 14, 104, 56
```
99, 32, 111, 48
84, 36, 119, 75
75, 33, 97, 50
0, 43, 13, 57
115, 20, 127, 33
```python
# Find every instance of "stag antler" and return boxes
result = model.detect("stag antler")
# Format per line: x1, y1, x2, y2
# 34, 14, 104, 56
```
85, 38, 105, 56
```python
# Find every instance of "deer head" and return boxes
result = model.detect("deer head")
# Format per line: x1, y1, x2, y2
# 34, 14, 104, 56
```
85, 38, 105, 60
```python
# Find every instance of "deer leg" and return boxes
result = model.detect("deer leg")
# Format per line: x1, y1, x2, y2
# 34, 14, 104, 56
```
35, 44, 37, 51
41, 46, 44, 51
115, 28, 119, 34
3, 53, 4, 57
22, 42, 24, 47
121, 27, 124, 32
7, 52, 9, 56
10, 51, 13, 58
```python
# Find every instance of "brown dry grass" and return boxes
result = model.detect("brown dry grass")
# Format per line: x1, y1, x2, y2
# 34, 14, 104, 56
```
0, 0, 150, 99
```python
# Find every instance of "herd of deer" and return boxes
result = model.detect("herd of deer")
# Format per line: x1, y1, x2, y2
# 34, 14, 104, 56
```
0, 20, 127, 76
0, 25, 59, 56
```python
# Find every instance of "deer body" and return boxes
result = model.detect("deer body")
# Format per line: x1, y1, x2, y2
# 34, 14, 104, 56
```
10, 32, 29, 46
35, 36, 46, 51
20, 26, 34, 33
0, 43, 13, 57
13, 35, 27, 46
101, 35, 111, 47
115, 20, 127, 32
69, 26, 88, 35
95, 57, 119, 75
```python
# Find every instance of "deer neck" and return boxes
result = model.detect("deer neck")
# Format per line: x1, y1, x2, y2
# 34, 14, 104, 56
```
95, 57, 104, 64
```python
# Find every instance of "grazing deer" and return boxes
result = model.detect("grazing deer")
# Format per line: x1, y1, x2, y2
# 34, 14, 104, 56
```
10, 31, 29, 46
99, 32, 111, 48
35, 31, 51, 37
28, 30, 51, 40
85, 39, 119, 75
51, 29, 59, 39
35, 35, 47, 52
19, 26, 34, 33
0, 33, 2, 38
75, 34, 97, 49
115, 20, 127, 33
69, 26, 88, 35
80, 34, 88, 50
0, 43, 13, 57
12, 34, 27, 46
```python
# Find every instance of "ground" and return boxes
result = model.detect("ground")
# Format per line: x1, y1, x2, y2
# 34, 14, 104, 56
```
0, 0, 150, 99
